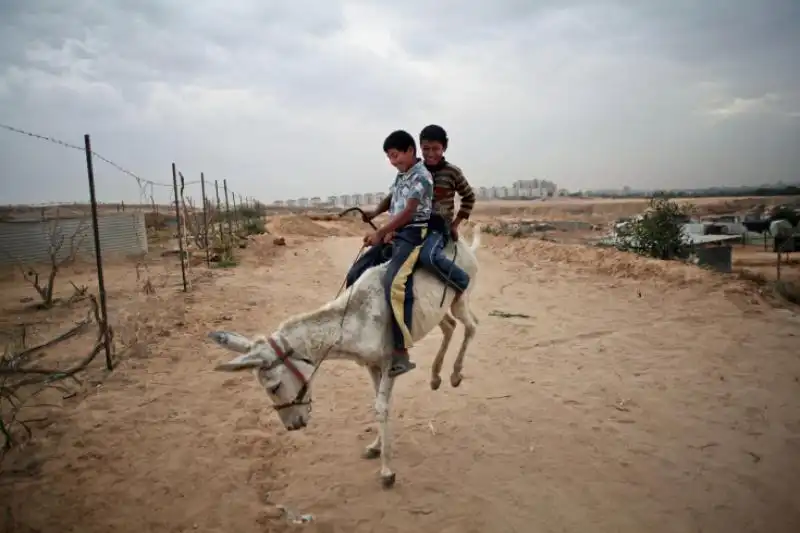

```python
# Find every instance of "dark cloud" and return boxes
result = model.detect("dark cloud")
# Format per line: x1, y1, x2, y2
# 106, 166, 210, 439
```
1, 0, 798, 205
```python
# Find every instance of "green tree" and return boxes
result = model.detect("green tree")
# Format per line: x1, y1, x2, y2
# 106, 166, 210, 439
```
616, 197, 692, 260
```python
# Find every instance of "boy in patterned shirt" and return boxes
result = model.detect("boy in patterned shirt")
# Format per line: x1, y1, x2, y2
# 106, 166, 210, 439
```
345, 130, 433, 378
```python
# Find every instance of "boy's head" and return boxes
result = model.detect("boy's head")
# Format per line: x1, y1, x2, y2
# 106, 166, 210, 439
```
383, 130, 417, 172
420, 124, 448, 167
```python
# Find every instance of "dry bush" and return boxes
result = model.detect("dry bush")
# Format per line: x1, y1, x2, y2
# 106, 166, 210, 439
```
4, 217, 90, 309
0, 296, 110, 453
144, 212, 171, 230
734, 268, 800, 306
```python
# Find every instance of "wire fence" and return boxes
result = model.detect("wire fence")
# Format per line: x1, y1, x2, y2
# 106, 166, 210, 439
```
0, 124, 267, 373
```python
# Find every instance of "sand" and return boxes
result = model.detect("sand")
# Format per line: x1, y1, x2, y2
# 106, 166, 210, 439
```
1, 207, 800, 533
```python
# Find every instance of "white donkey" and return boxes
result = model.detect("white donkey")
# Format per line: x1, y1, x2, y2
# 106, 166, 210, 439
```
209, 226, 481, 488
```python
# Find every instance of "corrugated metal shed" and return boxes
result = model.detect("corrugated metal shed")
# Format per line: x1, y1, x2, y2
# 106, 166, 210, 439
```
0, 212, 148, 265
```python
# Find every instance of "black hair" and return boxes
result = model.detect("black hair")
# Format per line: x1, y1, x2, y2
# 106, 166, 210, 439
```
383, 130, 416, 154
419, 124, 448, 150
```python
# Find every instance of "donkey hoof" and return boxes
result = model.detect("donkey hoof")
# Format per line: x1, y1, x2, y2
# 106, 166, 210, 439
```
430, 375, 442, 390
381, 472, 396, 489
450, 373, 463, 388
362, 447, 381, 460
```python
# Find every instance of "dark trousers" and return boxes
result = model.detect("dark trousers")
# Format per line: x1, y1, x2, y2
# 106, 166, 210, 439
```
345, 243, 390, 289
383, 225, 427, 351
343, 225, 427, 351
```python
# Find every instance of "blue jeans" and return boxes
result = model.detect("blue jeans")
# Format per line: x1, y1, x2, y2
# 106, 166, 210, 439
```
343, 225, 426, 352
417, 230, 470, 293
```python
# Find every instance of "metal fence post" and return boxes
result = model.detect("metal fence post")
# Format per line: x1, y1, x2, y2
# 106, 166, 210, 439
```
231, 192, 238, 233
83, 134, 113, 370
215, 180, 224, 246
200, 173, 211, 267
223, 179, 233, 246
171, 163, 188, 292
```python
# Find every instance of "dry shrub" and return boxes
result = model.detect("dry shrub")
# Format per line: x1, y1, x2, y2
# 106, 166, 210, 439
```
112, 291, 189, 351
144, 212, 171, 230
494, 237, 714, 286
733, 268, 800, 306
774, 280, 800, 305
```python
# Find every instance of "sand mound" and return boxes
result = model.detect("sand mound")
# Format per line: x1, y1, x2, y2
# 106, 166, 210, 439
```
267, 214, 368, 237
487, 236, 759, 294
268, 215, 338, 237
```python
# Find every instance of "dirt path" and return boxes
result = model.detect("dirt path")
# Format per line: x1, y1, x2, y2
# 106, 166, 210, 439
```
3, 233, 800, 533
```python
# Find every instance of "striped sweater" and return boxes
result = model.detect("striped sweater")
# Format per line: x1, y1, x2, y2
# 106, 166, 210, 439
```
428, 160, 476, 223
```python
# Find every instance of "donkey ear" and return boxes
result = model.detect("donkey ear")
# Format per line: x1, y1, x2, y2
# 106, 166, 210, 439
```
208, 331, 253, 353
214, 353, 265, 372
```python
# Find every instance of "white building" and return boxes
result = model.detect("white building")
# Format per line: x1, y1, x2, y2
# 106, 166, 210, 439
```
297, 197, 309, 208
310, 197, 321, 207
339, 194, 351, 207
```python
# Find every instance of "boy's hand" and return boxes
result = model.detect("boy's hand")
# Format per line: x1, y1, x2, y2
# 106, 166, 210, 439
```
364, 231, 383, 246
382, 231, 396, 244
450, 221, 461, 241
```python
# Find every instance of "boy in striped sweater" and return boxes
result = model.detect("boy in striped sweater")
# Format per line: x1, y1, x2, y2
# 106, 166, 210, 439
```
364, 124, 474, 295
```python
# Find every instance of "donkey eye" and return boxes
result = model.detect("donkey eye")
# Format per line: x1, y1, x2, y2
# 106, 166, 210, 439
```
268, 382, 281, 395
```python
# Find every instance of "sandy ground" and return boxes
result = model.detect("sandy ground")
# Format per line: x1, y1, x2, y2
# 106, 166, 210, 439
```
2, 212, 800, 533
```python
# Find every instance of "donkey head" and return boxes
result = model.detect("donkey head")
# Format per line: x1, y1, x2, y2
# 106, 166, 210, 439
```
209, 331, 314, 431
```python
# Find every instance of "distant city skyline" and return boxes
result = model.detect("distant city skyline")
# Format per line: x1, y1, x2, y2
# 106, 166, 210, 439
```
270, 179, 561, 208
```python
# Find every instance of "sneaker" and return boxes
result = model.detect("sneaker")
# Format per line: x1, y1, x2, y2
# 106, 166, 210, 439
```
388, 350, 416, 378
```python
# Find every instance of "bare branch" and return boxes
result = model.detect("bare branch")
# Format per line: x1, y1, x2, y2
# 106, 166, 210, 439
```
1, 295, 110, 451
3, 214, 90, 308
1, 318, 91, 372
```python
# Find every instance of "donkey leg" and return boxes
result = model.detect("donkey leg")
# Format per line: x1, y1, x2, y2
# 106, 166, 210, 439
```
362, 366, 382, 460
431, 313, 457, 391
449, 294, 478, 388
375, 365, 397, 488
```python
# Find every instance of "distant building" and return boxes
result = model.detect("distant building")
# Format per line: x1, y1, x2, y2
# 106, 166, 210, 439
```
310, 197, 321, 207
297, 197, 309, 208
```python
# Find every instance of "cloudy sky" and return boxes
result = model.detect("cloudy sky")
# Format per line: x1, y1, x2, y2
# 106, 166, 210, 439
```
1, 0, 798, 205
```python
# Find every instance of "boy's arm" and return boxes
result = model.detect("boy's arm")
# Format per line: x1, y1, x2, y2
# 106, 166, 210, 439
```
369, 194, 392, 219
453, 167, 476, 226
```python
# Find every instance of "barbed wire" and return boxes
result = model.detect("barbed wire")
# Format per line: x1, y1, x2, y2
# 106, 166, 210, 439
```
0, 122, 201, 189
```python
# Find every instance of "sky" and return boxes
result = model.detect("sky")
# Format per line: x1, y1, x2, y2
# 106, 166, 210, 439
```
0, 0, 798, 205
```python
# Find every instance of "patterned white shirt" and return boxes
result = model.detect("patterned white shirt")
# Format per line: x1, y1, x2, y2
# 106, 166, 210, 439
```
388, 159, 433, 224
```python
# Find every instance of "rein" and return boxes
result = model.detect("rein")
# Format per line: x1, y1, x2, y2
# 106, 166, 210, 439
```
271, 243, 367, 411
439, 234, 458, 307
